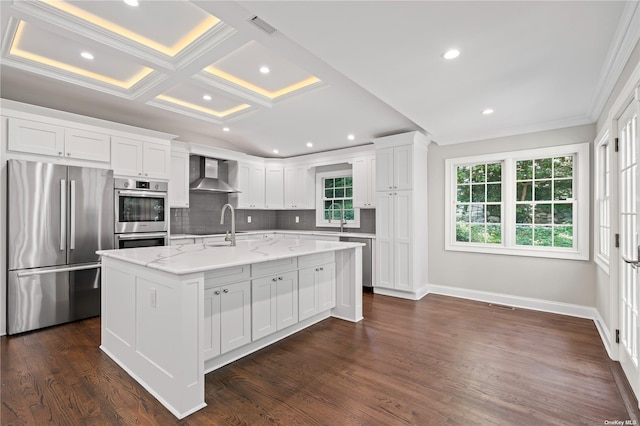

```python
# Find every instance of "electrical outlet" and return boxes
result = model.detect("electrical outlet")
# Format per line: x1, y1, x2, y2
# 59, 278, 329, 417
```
295, 216, 299, 223
247, 216, 252, 223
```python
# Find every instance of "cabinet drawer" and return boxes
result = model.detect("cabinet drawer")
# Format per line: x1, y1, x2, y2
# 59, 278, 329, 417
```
251, 257, 297, 277
205, 265, 250, 288
298, 251, 335, 268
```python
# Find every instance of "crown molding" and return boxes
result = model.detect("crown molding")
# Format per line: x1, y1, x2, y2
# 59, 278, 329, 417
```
587, 0, 640, 121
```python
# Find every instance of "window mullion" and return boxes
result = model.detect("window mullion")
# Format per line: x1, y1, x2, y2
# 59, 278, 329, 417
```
503, 158, 516, 248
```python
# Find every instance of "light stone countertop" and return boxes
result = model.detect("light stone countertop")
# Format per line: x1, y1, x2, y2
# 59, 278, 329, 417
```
98, 238, 364, 275
169, 229, 376, 240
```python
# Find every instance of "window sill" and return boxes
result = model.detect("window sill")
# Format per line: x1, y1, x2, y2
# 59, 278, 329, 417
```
445, 243, 589, 261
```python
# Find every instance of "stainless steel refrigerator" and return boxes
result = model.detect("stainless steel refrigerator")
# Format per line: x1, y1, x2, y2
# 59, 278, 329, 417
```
7, 160, 114, 334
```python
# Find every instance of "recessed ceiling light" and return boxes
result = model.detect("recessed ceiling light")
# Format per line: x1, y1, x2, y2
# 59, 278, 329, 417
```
80, 51, 94, 60
260, 66, 270, 74
306, 142, 313, 148
273, 149, 279, 154
202, 94, 212, 101
482, 108, 494, 115
442, 49, 460, 60
222, 127, 230, 132
123, 0, 139, 6
347, 134, 355, 141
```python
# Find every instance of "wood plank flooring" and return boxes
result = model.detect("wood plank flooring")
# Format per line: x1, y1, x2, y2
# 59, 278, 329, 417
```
1, 293, 636, 425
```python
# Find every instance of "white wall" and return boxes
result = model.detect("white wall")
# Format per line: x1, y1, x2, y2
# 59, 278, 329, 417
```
428, 124, 597, 307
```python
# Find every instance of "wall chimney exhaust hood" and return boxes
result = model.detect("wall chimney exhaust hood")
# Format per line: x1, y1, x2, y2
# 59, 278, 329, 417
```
189, 157, 240, 193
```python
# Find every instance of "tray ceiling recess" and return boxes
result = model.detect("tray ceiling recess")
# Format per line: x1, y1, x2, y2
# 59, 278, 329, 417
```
1, 0, 324, 125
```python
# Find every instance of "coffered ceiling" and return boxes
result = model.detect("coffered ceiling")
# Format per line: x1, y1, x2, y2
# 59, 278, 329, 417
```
1, 1, 639, 157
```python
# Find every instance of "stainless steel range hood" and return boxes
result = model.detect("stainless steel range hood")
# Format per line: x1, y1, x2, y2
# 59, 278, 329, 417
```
189, 157, 240, 193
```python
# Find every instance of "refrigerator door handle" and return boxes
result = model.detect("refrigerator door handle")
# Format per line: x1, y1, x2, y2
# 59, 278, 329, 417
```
60, 179, 66, 251
16, 262, 101, 277
70, 180, 76, 250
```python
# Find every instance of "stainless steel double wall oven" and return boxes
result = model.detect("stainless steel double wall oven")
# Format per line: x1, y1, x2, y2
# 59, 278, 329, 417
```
114, 178, 168, 249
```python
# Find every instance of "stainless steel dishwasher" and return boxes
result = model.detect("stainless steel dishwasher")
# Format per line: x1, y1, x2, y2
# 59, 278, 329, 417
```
339, 236, 373, 291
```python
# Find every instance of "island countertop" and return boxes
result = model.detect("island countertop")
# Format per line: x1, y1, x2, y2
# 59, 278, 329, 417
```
97, 238, 363, 275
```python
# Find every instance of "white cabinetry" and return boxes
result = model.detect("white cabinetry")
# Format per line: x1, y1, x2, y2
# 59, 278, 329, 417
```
8, 118, 110, 163
111, 136, 170, 179
204, 273, 251, 359
298, 253, 336, 321
169, 150, 189, 208
353, 155, 376, 208
374, 132, 429, 299
376, 144, 413, 191
229, 162, 265, 209
284, 165, 314, 209
264, 165, 284, 209
251, 271, 298, 340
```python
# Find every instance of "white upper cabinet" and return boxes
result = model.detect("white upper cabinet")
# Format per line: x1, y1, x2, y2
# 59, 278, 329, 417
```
112, 136, 170, 179
284, 165, 314, 209
169, 150, 189, 208
376, 144, 413, 191
353, 155, 376, 208
264, 165, 284, 209
8, 118, 110, 163
229, 162, 265, 209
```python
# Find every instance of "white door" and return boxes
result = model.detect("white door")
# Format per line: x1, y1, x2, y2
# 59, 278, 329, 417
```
619, 99, 639, 397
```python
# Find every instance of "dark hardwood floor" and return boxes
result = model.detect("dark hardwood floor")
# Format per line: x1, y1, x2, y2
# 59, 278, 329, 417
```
1, 293, 636, 425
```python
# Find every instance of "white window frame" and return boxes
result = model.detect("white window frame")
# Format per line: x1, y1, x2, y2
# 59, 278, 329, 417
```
445, 143, 590, 260
594, 128, 611, 273
315, 169, 360, 228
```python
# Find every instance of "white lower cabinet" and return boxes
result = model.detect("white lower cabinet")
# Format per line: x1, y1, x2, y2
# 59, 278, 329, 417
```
251, 271, 298, 340
203, 280, 251, 359
298, 262, 335, 321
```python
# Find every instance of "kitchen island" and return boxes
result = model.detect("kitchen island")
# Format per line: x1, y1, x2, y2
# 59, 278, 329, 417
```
97, 238, 363, 419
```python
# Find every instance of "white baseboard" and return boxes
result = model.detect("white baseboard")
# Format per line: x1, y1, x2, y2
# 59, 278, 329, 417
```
373, 285, 429, 300
593, 309, 613, 359
426, 284, 597, 319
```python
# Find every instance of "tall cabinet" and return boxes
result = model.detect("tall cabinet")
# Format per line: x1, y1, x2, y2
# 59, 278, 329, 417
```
374, 132, 429, 300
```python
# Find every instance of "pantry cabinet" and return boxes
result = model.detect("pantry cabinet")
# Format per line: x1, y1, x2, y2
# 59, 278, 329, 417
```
374, 132, 429, 300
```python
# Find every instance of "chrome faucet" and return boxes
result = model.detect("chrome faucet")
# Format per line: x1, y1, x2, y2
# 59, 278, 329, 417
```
327, 202, 345, 232
220, 203, 236, 246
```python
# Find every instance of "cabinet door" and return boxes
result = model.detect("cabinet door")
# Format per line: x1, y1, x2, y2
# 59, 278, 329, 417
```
111, 137, 143, 176
143, 142, 170, 179
204, 287, 221, 360
249, 165, 266, 208
284, 166, 297, 208
367, 156, 376, 207
393, 191, 413, 290
298, 266, 318, 321
232, 163, 251, 208
220, 281, 251, 353
265, 166, 284, 209
317, 263, 336, 312
8, 118, 64, 157
251, 276, 278, 340
276, 271, 298, 330
375, 147, 394, 191
393, 145, 413, 190
169, 151, 189, 208
375, 192, 394, 289
64, 128, 110, 162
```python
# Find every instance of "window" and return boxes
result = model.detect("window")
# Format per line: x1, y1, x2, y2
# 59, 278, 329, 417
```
315, 170, 360, 228
595, 130, 611, 270
455, 162, 503, 244
445, 143, 589, 260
